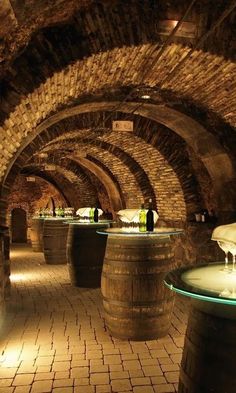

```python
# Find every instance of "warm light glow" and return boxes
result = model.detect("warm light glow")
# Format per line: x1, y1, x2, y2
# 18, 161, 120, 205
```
10, 272, 41, 282
141, 95, 151, 99
183, 265, 236, 299
2, 349, 20, 365
38, 152, 48, 158
1, 347, 38, 366
171, 20, 178, 28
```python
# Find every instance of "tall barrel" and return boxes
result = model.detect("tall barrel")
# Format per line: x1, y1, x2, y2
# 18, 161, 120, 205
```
179, 301, 236, 393
101, 235, 175, 340
30, 218, 44, 252
43, 219, 69, 264
67, 222, 109, 287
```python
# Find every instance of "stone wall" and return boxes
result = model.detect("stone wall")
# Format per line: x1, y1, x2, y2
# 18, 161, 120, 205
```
6, 175, 66, 242
172, 222, 223, 268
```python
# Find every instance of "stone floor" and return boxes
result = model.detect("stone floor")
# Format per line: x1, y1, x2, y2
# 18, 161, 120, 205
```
0, 244, 189, 393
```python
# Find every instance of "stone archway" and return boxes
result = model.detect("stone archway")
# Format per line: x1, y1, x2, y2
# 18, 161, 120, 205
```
11, 207, 27, 243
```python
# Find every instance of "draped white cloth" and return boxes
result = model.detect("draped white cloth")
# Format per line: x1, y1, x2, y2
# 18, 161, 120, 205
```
76, 207, 103, 217
212, 223, 236, 246
117, 209, 159, 223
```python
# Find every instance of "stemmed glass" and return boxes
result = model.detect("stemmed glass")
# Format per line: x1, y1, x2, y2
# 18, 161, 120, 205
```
230, 244, 236, 273
217, 241, 231, 272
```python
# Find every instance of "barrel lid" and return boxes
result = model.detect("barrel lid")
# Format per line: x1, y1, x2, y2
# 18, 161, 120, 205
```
68, 220, 113, 228
165, 262, 236, 306
97, 227, 183, 236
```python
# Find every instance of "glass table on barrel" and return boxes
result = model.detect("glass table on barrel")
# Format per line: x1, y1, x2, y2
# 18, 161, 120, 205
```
97, 227, 183, 341
164, 262, 236, 393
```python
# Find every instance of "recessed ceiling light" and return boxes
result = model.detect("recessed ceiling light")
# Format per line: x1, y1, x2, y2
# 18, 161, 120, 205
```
141, 95, 151, 99
38, 152, 48, 158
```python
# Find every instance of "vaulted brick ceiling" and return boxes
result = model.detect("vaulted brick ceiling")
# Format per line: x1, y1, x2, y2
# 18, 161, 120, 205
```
0, 0, 236, 221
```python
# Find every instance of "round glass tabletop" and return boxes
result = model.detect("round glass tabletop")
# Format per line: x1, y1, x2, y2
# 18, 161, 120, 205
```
67, 220, 114, 226
96, 227, 183, 237
164, 262, 236, 305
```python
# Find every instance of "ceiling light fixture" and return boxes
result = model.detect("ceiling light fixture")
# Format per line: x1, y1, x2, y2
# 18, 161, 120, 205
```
141, 95, 151, 99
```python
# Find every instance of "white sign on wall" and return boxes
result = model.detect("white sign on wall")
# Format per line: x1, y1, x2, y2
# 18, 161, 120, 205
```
44, 164, 56, 171
112, 120, 133, 132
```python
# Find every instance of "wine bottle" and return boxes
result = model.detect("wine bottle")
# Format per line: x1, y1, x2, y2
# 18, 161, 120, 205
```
94, 207, 99, 222
146, 198, 154, 231
89, 207, 94, 222
139, 203, 146, 232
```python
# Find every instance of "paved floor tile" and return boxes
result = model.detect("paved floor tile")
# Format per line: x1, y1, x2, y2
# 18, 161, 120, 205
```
90, 372, 110, 385
12, 373, 34, 386
0, 245, 190, 393
14, 387, 31, 393
53, 378, 74, 387
111, 379, 132, 392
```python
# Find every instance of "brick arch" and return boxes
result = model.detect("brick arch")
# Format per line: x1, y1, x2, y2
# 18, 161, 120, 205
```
35, 136, 187, 221
0, 0, 235, 116
6, 119, 188, 221
23, 161, 98, 209
37, 111, 204, 214
46, 156, 115, 210
0, 47, 235, 219
47, 137, 157, 206
0, 44, 234, 182
39, 145, 146, 214
65, 156, 124, 212
3, 121, 157, 212
3, 99, 234, 216
21, 167, 76, 208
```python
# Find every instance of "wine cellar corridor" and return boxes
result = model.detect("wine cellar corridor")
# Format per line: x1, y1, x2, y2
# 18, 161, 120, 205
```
0, 1, 236, 392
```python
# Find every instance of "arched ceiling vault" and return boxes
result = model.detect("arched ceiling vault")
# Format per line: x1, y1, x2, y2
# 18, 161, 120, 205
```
67, 156, 124, 212
0, 0, 235, 80
20, 170, 71, 207
26, 152, 124, 213
2, 101, 234, 212
12, 108, 203, 221
0, 0, 235, 221
22, 162, 98, 209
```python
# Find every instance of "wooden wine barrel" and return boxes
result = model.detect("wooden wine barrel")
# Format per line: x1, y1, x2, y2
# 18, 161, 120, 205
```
67, 222, 110, 287
43, 219, 69, 264
30, 218, 44, 252
101, 235, 175, 340
179, 302, 236, 393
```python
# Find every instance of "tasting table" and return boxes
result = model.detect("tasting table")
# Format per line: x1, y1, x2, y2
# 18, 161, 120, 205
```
97, 227, 183, 340
164, 262, 236, 393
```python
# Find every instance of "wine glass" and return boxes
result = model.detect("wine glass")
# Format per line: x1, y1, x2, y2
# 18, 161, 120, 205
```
217, 241, 231, 272
229, 243, 236, 273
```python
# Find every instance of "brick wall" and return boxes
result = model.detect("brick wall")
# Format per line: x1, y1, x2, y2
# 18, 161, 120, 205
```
6, 176, 66, 241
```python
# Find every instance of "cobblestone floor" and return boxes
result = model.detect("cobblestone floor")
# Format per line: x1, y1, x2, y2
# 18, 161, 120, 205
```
0, 244, 189, 393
